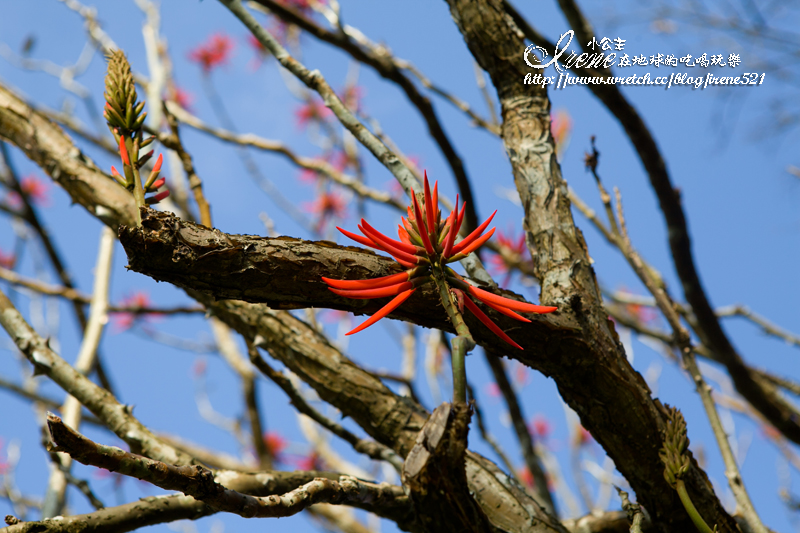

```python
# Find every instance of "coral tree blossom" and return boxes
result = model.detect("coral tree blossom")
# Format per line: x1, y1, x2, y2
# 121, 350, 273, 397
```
189, 34, 234, 73
322, 172, 556, 349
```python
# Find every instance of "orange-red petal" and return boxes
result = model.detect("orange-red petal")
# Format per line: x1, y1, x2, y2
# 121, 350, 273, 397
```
398, 225, 412, 245
412, 193, 435, 255
337, 226, 416, 268
359, 224, 421, 265
338, 226, 385, 251
463, 296, 523, 350
481, 298, 531, 322
360, 219, 418, 254
451, 210, 497, 255
322, 271, 411, 290
468, 285, 557, 314
453, 227, 495, 257
424, 172, 435, 232
346, 288, 416, 335
119, 136, 130, 166
443, 194, 459, 258
329, 281, 414, 299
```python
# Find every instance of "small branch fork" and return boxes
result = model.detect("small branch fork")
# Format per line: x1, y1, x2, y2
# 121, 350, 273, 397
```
45, 413, 409, 520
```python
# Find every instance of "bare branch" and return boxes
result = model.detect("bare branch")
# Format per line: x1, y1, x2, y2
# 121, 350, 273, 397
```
45, 413, 411, 520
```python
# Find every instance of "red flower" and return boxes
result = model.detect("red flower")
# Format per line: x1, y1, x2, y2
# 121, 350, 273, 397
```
0, 438, 9, 475
246, 33, 268, 61
529, 415, 551, 440
189, 33, 234, 73
0, 248, 16, 270
263, 432, 287, 464
304, 191, 348, 233
276, 0, 316, 15
111, 291, 159, 332
168, 86, 194, 111
6, 175, 50, 208
295, 98, 332, 129
550, 109, 572, 161
322, 172, 556, 349
488, 228, 530, 288
339, 84, 364, 113
296, 451, 326, 471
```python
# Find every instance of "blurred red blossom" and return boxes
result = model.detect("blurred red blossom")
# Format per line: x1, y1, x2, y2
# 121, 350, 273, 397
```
296, 451, 326, 471
488, 228, 531, 288
304, 190, 348, 233
168, 86, 194, 111
6, 175, 50, 208
189, 33, 234, 73
550, 109, 572, 161
111, 291, 160, 332
616, 288, 659, 325
263, 432, 287, 464
340, 84, 364, 113
0, 438, 9, 474
529, 415, 551, 440
295, 98, 332, 129
0, 248, 16, 270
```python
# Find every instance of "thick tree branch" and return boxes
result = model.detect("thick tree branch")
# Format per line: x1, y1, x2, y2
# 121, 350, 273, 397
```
442, 1, 736, 531
505, 0, 800, 447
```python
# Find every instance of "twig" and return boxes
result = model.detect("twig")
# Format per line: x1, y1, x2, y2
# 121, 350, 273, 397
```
0, 287, 194, 466
616, 487, 645, 533
164, 101, 403, 211
248, 343, 404, 472
466, 382, 518, 479
46, 413, 409, 519
249, 0, 481, 234
0, 264, 202, 315
484, 353, 556, 516
471, 61, 499, 128
200, 72, 317, 234
0, 376, 103, 427
42, 225, 115, 518
716, 304, 800, 350
364, 367, 421, 405
0, 144, 116, 394
56, 463, 105, 510
208, 318, 272, 469
613, 187, 767, 533
0, 40, 103, 131
161, 108, 213, 228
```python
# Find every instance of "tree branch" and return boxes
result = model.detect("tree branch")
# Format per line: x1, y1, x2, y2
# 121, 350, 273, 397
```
442, 1, 736, 530
45, 413, 412, 521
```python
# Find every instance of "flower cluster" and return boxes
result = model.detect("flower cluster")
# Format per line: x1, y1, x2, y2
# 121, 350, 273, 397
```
103, 50, 169, 215
322, 172, 556, 349
189, 33, 234, 73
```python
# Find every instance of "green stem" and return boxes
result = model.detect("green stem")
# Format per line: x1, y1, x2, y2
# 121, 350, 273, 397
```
432, 264, 474, 404
676, 479, 716, 533
130, 134, 144, 226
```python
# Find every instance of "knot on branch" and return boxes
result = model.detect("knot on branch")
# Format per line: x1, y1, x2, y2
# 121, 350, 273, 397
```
402, 403, 494, 533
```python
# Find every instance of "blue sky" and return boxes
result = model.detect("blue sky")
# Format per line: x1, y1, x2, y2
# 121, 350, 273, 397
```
1, 1, 799, 531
